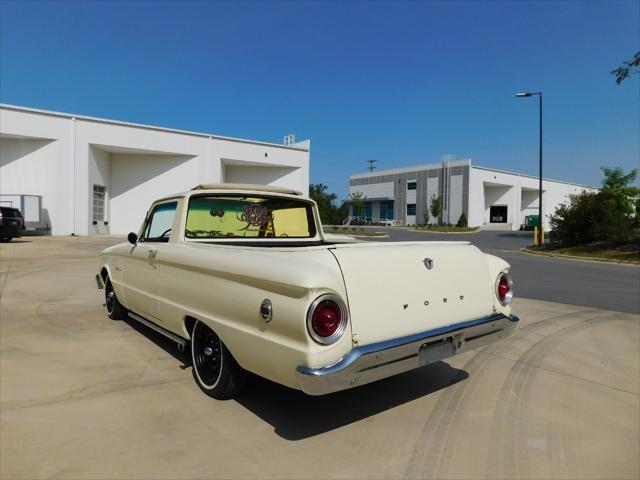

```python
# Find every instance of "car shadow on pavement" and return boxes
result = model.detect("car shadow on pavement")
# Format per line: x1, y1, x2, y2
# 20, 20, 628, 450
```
120, 318, 469, 441
235, 361, 468, 441
123, 317, 191, 366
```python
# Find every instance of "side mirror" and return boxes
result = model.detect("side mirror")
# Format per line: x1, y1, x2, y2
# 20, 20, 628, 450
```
127, 232, 138, 245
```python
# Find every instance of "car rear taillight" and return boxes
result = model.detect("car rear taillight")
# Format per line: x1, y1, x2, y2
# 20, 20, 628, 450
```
307, 294, 348, 345
496, 272, 513, 306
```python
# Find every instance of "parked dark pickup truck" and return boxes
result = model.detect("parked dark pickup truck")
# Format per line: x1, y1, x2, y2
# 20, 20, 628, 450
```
0, 206, 25, 242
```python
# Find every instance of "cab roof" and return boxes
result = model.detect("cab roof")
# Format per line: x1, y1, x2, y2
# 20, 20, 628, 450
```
154, 183, 305, 203
191, 183, 303, 196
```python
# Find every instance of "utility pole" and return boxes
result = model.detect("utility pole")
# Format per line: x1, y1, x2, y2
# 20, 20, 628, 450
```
367, 159, 377, 172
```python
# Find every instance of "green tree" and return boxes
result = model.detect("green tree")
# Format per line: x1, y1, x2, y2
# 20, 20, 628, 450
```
611, 51, 640, 85
336, 202, 349, 224
549, 167, 639, 245
349, 191, 367, 218
456, 212, 468, 227
429, 195, 443, 225
309, 183, 338, 224
309, 183, 350, 225
601, 167, 639, 195
601, 166, 640, 230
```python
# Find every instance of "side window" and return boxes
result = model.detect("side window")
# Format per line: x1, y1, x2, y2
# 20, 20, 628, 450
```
142, 202, 178, 242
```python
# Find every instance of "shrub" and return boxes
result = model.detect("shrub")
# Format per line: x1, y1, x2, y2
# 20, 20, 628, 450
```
550, 189, 635, 245
550, 167, 639, 246
456, 213, 468, 228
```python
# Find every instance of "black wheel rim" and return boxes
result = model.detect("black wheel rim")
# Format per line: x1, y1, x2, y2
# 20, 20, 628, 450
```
193, 323, 222, 388
105, 281, 115, 314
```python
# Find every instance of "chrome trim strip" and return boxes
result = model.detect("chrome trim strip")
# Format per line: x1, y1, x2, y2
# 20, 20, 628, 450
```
296, 312, 519, 395
128, 311, 187, 347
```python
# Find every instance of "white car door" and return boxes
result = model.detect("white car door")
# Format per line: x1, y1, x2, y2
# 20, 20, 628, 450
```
123, 201, 178, 323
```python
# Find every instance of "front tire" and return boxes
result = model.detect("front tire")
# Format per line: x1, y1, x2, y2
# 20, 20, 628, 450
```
0, 236, 12, 243
105, 278, 127, 320
191, 320, 246, 399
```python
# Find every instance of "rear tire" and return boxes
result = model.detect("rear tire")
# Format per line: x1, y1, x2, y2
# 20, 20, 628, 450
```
0, 236, 12, 243
105, 278, 127, 320
191, 320, 246, 399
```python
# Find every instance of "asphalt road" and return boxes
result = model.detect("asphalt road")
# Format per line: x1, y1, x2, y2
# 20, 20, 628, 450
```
359, 228, 640, 314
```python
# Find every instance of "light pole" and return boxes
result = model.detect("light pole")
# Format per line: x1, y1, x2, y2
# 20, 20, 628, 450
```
516, 91, 543, 245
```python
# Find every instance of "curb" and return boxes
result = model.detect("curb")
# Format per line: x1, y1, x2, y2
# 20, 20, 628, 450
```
325, 233, 389, 239
520, 247, 640, 267
411, 228, 480, 235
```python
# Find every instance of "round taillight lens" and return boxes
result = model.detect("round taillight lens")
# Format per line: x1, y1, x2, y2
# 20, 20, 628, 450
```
312, 301, 341, 336
496, 273, 513, 306
307, 294, 348, 345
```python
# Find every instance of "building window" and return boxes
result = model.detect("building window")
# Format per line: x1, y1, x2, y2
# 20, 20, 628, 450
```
93, 185, 106, 224
407, 203, 416, 216
363, 202, 372, 220
380, 201, 394, 220
407, 181, 417, 190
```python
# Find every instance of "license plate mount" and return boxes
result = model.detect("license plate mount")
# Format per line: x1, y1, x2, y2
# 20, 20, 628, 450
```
419, 338, 456, 366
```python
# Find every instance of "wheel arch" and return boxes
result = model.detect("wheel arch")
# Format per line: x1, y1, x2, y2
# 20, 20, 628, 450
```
182, 315, 244, 367
100, 266, 110, 283
184, 315, 198, 339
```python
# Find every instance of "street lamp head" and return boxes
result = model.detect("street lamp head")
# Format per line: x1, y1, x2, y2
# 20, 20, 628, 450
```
516, 92, 533, 97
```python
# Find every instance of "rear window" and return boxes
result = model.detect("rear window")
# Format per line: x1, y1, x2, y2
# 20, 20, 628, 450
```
0, 207, 22, 218
185, 195, 316, 239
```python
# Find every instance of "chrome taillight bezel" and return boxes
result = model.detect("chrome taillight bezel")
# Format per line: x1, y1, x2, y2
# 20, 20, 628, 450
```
495, 272, 514, 306
306, 293, 349, 345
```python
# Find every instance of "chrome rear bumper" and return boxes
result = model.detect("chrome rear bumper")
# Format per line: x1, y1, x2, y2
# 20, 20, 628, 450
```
296, 312, 519, 395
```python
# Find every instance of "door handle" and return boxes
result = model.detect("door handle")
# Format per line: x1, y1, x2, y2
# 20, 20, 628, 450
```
147, 249, 158, 267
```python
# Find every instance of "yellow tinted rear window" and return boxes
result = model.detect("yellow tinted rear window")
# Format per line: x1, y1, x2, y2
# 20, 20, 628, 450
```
185, 196, 315, 239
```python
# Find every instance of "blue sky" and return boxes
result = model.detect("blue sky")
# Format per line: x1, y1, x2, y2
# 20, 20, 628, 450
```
1, 1, 638, 199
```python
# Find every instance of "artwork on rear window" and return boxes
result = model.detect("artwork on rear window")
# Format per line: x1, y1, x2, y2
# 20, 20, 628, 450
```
185, 196, 315, 239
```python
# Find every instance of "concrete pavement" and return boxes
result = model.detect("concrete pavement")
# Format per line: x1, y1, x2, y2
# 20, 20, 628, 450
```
1, 236, 639, 479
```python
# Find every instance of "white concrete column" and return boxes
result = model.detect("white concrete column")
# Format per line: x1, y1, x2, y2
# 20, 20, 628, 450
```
204, 136, 220, 184
69, 117, 79, 235
513, 176, 522, 231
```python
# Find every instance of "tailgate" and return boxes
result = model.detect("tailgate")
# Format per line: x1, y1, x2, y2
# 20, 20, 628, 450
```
330, 242, 495, 346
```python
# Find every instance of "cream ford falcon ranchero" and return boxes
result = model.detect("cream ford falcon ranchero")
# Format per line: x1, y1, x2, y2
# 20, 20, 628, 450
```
96, 184, 518, 399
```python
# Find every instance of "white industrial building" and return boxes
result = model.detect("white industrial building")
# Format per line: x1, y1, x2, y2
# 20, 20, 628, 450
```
0, 104, 310, 235
348, 158, 597, 230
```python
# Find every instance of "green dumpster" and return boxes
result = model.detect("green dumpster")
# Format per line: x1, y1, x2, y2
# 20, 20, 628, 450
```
524, 215, 540, 231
